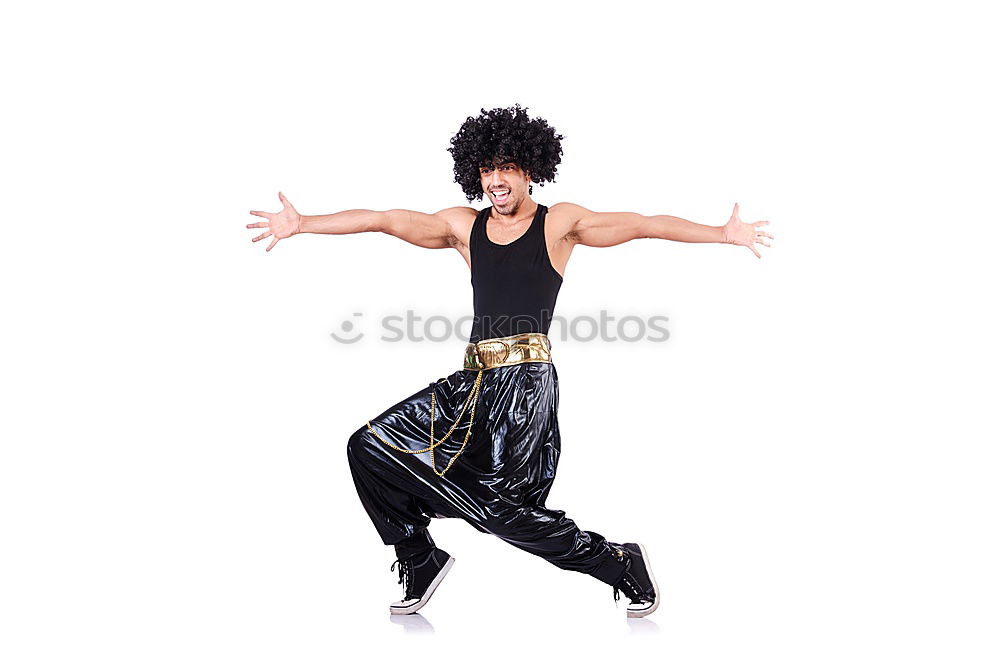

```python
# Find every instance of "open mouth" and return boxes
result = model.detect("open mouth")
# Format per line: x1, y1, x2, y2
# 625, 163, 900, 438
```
492, 189, 510, 203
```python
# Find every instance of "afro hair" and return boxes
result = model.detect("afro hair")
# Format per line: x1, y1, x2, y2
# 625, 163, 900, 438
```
447, 104, 565, 202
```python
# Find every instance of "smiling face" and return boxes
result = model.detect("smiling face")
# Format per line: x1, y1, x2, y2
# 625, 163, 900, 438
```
479, 160, 532, 216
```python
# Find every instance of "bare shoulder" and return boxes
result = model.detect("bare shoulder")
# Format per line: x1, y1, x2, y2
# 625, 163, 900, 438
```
436, 206, 479, 224
547, 201, 589, 240
548, 201, 588, 216
436, 206, 479, 248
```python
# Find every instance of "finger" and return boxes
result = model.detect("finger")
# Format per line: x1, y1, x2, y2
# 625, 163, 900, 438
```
759, 232, 774, 239
279, 191, 290, 208
732, 202, 740, 218
249, 210, 272, 219
753, 220, 770, 227
266, 237, 279, 252
246, 222, 269, 229
755, 238, 772, 247
253, 231, 272, 242
751, 245, 761, 258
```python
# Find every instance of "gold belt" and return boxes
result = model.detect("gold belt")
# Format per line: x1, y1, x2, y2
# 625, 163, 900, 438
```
463, 332, 553, 370
366, 333, 553, 478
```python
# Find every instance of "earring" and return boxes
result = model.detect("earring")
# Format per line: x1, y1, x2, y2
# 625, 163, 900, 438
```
529, 184, 534, 195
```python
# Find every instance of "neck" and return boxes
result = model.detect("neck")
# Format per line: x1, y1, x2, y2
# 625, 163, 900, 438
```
491, 199, 538, 222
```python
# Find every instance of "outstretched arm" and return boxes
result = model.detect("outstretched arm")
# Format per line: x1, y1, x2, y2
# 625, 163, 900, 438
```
557, 201, 773, 258
246, 192, 471, 252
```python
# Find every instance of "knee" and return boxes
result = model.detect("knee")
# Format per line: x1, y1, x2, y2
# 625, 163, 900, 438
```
346, 424, 372, 464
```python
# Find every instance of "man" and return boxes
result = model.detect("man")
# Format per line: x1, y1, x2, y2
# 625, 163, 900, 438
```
246, 105, 772, 618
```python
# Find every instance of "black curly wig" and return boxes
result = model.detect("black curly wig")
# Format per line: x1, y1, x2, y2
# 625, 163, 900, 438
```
447, 104, 565, 203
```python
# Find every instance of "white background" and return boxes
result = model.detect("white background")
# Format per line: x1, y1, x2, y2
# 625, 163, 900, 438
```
2, 0, 998, 660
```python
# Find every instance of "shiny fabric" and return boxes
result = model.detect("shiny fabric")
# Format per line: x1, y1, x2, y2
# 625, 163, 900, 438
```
346, 348, 627, 586
463, 331, 552, 370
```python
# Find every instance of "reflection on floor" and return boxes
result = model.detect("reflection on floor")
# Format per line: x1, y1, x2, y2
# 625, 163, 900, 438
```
388, 611, 661, 636
627, 617, 661, 635
389, 613, 435, 635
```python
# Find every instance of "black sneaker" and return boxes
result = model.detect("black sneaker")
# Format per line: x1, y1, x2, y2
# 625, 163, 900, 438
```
611, 542, 660, 618
388, 547, 455, 615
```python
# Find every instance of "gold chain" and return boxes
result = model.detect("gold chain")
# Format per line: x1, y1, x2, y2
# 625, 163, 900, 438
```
366, 369, 484, 477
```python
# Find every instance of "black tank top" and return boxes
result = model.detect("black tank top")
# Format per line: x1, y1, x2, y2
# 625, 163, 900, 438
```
468, 203, 564, 343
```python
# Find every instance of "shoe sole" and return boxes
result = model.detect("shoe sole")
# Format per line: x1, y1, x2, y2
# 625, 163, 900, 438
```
388, 556, 455, 615
626, 543, 660, 619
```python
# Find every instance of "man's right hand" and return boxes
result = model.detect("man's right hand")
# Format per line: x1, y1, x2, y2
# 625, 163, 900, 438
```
247, 192, 302, 252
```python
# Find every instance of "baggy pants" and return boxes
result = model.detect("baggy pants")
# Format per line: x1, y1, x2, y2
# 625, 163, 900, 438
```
346, 360, 628, 586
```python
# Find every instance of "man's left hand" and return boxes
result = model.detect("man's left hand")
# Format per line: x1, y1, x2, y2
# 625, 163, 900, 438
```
722, 203, 773, 258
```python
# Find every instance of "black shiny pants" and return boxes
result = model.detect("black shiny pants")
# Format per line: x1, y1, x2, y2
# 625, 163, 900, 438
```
346, 361, 628, 586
